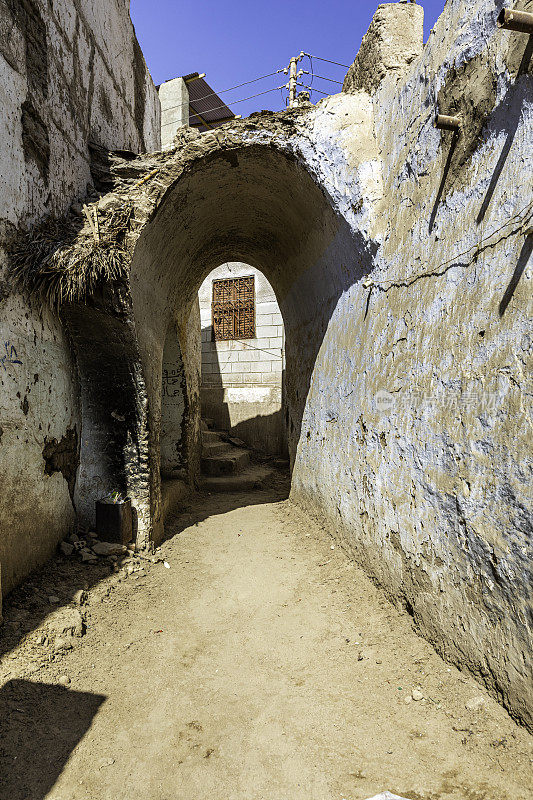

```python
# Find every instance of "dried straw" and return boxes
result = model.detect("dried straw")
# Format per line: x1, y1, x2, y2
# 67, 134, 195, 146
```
9, 204, 133, 309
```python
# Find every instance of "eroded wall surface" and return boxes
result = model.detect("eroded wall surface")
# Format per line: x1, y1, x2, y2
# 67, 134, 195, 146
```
291, 0, 532, 726
0, 0, 160, 599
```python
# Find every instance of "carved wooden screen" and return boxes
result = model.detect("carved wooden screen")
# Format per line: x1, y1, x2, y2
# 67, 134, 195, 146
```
212, 276, 255, 340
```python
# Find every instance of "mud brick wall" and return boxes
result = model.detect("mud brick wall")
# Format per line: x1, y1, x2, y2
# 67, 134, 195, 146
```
0, 0, 160, 601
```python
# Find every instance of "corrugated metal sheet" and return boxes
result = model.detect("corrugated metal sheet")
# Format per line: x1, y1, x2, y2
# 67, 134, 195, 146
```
185, 74, 236, 131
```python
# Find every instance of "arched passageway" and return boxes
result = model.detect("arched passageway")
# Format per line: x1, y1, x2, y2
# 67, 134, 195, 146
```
126, 143, 376, 544
44, 103, 381, 550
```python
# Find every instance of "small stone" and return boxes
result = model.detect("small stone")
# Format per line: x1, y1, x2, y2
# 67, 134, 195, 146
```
465, 695, 486, 712
54, 636, 74, 652
48, 595, 60, 604
51, 607, 85, 638
60, 541, 74, 557
73, 589, 88, 606
97, 193, 123, 213
58, 675, 71, 687
92, 541, 128, 557
404, 695, 412, 704
98, 757, 115, 769
411, 688, 424, 701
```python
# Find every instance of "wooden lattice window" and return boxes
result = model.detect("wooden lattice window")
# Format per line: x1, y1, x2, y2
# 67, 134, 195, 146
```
212, 276, 255, 340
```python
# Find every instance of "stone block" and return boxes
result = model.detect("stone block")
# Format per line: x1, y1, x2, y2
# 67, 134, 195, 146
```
256, 325, 278, 339
256, 313, 274, 326
257, 301, 280, 315
343, 2, 424, 95
237, 350, 258, 362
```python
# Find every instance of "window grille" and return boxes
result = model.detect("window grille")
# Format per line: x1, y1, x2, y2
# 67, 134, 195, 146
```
212, 276, 255, 340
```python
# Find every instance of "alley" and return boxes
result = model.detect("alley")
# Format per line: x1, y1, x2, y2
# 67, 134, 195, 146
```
0, 480, 531, 800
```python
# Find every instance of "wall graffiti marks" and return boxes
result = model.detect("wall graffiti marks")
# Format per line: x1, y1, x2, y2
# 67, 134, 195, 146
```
162, 368, 184, 399
1, 341, 23, 372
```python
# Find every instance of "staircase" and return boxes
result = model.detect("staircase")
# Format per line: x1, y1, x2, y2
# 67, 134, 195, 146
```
200, 419, 276, 492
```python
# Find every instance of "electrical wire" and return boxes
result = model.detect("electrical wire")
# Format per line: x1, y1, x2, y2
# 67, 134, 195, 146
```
296, 82, 330, 96
162, 70, 284, 116
188, 84, 287, 118
310, 74, 344, 85
305, 53, 314, 88
303, 52, 351, 68
161, 55, 348, 119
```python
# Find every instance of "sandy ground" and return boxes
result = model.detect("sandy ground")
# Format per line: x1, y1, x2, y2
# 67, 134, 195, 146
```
0, 478, 532, 800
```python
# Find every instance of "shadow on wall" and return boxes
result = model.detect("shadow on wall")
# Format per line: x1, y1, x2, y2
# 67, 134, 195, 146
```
200, 323, 288, 457
67, 145, 378, 545
0, 679, 106, 800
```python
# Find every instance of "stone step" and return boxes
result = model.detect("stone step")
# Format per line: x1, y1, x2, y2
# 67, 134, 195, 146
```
200, 465, 275, 493
201, 429, 227, 443
201, 448, 250, 477
202, 439, 232, 457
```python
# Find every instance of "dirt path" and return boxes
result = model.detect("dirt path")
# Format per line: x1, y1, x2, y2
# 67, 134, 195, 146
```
1, 482, 532, 800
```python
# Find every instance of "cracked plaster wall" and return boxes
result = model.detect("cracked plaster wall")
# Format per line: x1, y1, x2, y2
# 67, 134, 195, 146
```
292, 0, 532, 727
0, 0, 160, 602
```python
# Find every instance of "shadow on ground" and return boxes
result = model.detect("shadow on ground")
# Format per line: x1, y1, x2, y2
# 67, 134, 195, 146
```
0, 467, 290, 665
164, 470, 291, 540
0, 678, 105, 800
0, 557, 114, 662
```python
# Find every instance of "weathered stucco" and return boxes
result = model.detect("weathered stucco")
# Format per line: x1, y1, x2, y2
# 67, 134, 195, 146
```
0, 0, 160, 605
296, 0, 533, 728
1, 0, 531, 731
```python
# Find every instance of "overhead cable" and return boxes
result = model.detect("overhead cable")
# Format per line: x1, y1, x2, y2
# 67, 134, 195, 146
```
162, 70, 284, 116
189, 85, 287, 118
311, 74, 344, 85
303, 53, 350, 68
296, 82, 330, 96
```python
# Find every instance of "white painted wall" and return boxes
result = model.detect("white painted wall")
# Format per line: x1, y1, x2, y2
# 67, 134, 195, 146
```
159, 77, 189, 150
198, 263, 286, 454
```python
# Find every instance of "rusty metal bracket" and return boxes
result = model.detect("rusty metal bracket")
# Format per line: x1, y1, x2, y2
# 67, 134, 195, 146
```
497, 8, 533, 34
435, 114, 462, 132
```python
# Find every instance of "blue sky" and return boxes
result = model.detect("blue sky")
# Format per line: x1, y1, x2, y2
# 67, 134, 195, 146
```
130, 0, 446, 118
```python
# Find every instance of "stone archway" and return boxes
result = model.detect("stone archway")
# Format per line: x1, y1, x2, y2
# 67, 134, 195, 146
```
126, 141, 378, 545
15, 98, 381, 548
